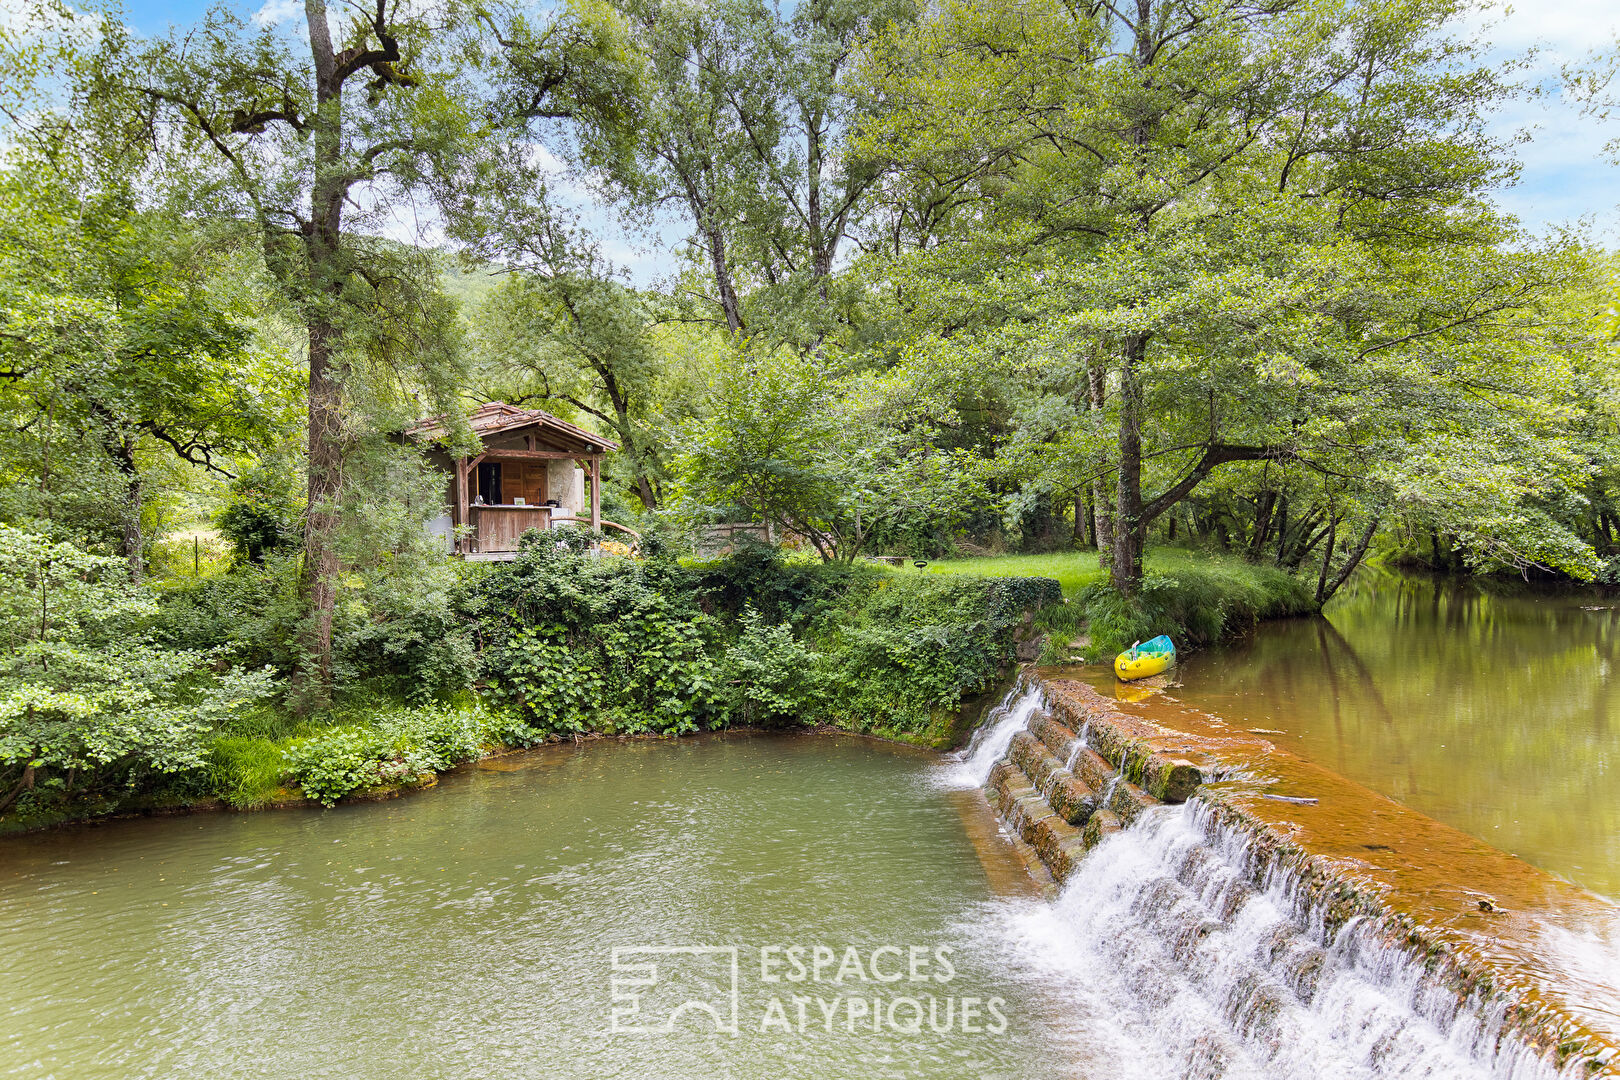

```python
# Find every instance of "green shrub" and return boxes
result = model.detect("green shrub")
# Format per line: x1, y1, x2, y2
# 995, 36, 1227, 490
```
466, 544, 727, 735
464, 545, 1061, 744
215, 464, 303, 565
800, 574, 1061, 740
1074, 563, 1316, 659
281, 703, 499, 805
720, 607, 813, 727
0, 527, 280, 819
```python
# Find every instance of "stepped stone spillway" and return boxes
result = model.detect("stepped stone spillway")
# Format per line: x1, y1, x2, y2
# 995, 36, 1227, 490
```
976, 670, 1620, 1080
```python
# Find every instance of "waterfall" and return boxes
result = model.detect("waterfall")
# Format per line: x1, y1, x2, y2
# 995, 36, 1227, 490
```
995, 803, 1578, 1080
942, 685, 1043, 788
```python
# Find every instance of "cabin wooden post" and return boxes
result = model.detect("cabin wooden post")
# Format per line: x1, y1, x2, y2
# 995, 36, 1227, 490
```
590, 456, 602, 530
454, 456, 469, 553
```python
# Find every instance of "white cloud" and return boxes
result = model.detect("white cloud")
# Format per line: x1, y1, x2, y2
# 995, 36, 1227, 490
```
1461, 0, 1620, 242
252, 0, 303, 28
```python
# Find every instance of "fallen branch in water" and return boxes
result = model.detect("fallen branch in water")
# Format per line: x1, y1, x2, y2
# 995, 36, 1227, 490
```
1262, 793, 1319, 805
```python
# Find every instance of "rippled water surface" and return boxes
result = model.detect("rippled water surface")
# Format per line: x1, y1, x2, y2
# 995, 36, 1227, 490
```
0, 733, 1114, 1080
1176, 572, 1620, 898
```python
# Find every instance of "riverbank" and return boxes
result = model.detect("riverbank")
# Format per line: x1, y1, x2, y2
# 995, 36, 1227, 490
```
910, 548, 1318, 659
1, 542, 1323, 835
1, 543, 1060, 832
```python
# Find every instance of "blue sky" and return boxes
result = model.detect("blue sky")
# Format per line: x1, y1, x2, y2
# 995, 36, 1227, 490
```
92, 0, 1620, 275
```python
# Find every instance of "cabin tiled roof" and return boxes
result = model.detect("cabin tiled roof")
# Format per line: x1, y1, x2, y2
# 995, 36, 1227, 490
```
404, 402, 619, 453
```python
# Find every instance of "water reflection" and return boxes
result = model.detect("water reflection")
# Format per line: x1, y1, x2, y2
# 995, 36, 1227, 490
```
1178, 570, 1620, 898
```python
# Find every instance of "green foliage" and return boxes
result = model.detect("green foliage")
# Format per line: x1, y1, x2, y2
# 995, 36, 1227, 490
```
215, 463, 303, 564
1074, 564, 1315, 660
804, 574, 1056, 739
674, 344, 986, 562
0, 526, 278, 816
282, 703, 500, 806
467, 545, 726, 735
691, 538, 860, 624
206, 735, 290, 809
720, 608, 813, 727
461, 542, 1059, 743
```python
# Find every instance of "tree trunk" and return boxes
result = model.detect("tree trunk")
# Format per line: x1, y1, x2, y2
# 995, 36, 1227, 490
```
1315, 515, 1340, 605
1088, 363, 1114, 569
1319, 515, 1379, 604
113, 434, 144, 583
1274, 493, 1289, 562
1248, 489, 1276, 563
299, 0, 347, 697
806, 110, 832, 301
303, 319, 344, 692
705, 225, 744, 334
1110, 335, 1147, 595
0, 763, 35, 814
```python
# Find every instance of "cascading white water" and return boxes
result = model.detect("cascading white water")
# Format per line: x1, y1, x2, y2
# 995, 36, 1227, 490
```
991, 803, 1579, 1080
941, 685, 1043, 788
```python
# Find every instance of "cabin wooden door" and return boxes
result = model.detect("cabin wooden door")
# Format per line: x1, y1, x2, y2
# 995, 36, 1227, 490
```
508, 462, 549, 506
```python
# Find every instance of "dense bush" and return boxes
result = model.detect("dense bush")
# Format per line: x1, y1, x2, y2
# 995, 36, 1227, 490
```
282, 703, 502, 805
720, 607, 814, 727
1072, 563, 1315, 660
214, 464, 303, 565
151, 551, 479, 703
465, 542, 728, 736
0, 526, 278, 820
463, 543, 1060, 744
800, 574, 1059, 740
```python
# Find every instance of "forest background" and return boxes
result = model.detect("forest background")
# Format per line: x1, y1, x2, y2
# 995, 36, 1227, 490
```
3, 0, 1619, 820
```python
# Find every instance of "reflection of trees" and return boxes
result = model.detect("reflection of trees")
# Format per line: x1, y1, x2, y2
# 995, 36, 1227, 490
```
1315, 618, 1420, 798
1183, 576, 1620, 894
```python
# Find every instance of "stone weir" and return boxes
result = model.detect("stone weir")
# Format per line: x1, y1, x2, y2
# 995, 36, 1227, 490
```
980, 669, 1620, 1080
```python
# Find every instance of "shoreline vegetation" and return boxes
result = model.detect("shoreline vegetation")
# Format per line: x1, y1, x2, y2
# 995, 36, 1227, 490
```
2, 536, 1327, 836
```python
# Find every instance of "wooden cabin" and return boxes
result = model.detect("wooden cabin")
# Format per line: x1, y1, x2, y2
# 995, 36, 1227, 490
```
405, 402, 619, 560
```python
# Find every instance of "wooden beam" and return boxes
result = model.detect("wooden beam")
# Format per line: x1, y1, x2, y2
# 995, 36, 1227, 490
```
454, 456, 469, 553
478, 448, 592, 461
590, 456, 601, 531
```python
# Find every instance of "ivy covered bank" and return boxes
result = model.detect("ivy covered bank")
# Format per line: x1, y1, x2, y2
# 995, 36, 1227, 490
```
1, 530, 1062, 826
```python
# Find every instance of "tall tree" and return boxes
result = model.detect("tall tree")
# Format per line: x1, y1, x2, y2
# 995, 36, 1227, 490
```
469, 237, 672, 510
1, 13, 295, 576
860, 0, 1592, 592
549, 0, 913, 343
101, 0, 475, 689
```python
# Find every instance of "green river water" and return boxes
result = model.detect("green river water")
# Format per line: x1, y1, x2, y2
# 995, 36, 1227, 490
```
1177, 570, 1620, 899
0, 733, 1104, 1080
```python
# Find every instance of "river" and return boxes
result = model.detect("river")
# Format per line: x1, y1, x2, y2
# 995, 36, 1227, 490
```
1174, 570, 1620, 899
3, 570, 1618, 1078
0, 732, 1129, 1080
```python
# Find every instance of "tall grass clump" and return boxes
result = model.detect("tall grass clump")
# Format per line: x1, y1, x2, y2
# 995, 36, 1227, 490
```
206, 737, 294, 809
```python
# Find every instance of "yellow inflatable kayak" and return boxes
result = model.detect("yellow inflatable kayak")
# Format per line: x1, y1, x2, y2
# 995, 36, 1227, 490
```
1114, 635, 1176, 681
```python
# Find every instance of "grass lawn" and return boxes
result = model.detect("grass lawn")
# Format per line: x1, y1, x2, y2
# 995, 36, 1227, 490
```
908, 546, 1288, 598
